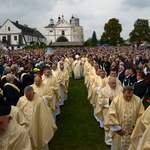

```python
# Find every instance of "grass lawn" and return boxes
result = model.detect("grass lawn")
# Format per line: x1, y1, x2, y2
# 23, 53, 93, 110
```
49, 77, 109, 150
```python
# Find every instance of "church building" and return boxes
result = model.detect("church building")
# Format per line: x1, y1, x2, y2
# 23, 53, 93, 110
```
45, 15, 84, 45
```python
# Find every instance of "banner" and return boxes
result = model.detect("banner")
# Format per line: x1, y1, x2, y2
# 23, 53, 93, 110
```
45, 47, 52, 54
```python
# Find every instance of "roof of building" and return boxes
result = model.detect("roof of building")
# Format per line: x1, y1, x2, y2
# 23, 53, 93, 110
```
51, 41, 83, 46
54, 19, 71, 28
44, 24, 55, 28
10, 20, 45, 39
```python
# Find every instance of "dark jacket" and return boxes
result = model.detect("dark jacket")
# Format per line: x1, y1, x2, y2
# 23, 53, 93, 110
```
20, 71, 34, 96
123, 75, 131, 86
102, 61, 111, 76
3, 82, 20, 106
129, 75, 137, 86
118, 71, 125, 83
133, 80, 147, 99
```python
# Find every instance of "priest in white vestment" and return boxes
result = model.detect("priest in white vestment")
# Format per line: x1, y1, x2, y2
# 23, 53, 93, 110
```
95, 77, 123, 146
0, 96, 32, 150
17, 86, 57, 150
106, 86, 144, 150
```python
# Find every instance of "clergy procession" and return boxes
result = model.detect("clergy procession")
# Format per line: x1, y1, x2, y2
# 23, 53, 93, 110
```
0, 45, 150, 150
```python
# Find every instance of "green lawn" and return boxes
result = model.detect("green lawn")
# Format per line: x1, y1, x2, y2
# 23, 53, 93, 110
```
49, 78, 109, 150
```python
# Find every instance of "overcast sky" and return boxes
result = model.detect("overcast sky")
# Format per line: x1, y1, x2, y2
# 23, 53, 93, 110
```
0, 0, 150, 40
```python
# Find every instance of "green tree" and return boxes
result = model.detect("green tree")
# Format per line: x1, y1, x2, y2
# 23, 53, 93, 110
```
84, 38, 92, 46
91, 31, 97, 46
56, 36, 68, 42
33, 41, 39, 49
39, 42, 46, 49
100, 18, 123, 46
129, 19, 150, 44
100, 32, 109, 44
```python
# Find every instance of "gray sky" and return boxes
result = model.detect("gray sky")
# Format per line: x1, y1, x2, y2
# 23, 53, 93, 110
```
0, 0, 150, 40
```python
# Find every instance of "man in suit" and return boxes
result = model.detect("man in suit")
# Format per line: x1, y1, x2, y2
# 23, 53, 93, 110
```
102, 57, 111, 76
123, 69, 131, 87
129, 67, 137, 87
133, 72, 147, 99
118, 65, 125, 84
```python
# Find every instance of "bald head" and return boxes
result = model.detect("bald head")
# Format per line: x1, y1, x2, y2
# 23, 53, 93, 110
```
108, 77, 117, 89
34, 75, 42, 87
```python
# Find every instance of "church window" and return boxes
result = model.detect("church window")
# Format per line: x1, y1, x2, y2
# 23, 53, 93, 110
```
2, 36, 6, 43
62, 30, 65, 35
14, 36, 17, 41
8, 27, 10, 31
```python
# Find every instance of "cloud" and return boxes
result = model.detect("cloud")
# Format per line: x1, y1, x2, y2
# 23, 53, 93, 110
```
0, 0, 149, 41
122, 0, 150, 8
0, 0, 57, 25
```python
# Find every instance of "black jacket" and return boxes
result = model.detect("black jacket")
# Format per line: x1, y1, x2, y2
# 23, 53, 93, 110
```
133, 80, 147, 99
118, 71, 125, 83
20, 71, 34, 96
123, 75, 131, 86
102, 61, 111, 76
3, 82, 20, 106
129, 75, 137, 86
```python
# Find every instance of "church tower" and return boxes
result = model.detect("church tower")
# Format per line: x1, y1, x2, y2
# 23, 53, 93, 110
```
70, 15, 80, 26
58, 15, 61, 22
49, 17, 54, 25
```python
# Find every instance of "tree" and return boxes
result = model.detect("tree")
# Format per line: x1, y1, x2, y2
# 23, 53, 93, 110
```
84, 38, 92, 46
56, 36, 68, 42
129, 19, 150, 44
39, 42, 46, 49
91, 31, 97, 46
100, 18, 123, 46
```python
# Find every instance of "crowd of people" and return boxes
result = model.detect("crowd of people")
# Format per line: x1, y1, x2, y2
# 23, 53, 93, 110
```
0, 45, 150, 150
82, 46, 150, 150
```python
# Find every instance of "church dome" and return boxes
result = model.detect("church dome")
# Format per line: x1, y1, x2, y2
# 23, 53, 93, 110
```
49, 18, 54, 24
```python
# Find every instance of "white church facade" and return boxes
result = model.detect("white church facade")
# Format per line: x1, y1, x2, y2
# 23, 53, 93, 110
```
45, 15, 84, 45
